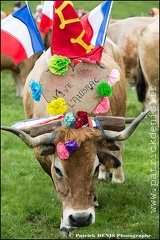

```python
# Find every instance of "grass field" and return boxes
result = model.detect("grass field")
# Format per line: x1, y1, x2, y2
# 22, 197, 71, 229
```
1, 1, 159, 18
1, 1, 159, 239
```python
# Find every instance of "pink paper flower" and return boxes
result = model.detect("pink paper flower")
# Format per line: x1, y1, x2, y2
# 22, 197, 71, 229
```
56, 142, 69, 160
108, 69, 120, 86
93, 97, 110, 114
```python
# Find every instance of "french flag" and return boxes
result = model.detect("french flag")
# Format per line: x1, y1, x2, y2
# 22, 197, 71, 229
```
1, 4, 45, 65
39, 1, 54, 34
88, 117, 100, 128
80, 1, 113, 47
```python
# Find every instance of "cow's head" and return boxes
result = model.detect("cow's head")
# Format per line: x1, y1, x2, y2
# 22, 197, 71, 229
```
1, 110, 149, 232
48, 126, 121, 231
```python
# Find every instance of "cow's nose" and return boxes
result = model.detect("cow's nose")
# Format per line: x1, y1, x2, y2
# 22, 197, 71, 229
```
69, 212, 92, 227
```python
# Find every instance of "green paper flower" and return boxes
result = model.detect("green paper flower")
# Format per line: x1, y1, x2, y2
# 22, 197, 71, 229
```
48, 54, 71, 75
97, 82, 112, 97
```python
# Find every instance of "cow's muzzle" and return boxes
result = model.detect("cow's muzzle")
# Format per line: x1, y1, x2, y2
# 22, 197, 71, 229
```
69, 212, 92, 227
62, 208, 95, 228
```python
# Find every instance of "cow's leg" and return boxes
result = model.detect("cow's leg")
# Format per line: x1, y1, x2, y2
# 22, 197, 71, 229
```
10, 70, 23, 98
112, 141, 125, 183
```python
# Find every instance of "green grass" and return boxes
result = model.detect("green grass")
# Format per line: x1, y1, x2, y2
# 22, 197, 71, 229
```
1, 1, 159, 239
1, 1, 159, 18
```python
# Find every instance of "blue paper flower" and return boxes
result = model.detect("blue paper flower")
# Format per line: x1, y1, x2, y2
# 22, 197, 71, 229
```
64, 112, 76, 127
29, 80, 42, 102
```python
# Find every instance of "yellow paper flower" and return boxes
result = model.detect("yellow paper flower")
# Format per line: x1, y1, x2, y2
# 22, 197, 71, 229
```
47, 98, 68, 116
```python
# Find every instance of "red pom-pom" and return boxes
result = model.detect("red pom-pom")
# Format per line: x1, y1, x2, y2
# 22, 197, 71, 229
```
75, 111, 88, 129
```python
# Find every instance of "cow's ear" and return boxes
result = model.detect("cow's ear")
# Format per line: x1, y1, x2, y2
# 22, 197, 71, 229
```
100, 139, 120, 151
97, 144, 121, 169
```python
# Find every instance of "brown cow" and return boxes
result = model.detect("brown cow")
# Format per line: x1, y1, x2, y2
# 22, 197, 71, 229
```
106, 16, 157, 85
136, 17, 159, 127
1, 49, 149, 234
103, 37, 125, 75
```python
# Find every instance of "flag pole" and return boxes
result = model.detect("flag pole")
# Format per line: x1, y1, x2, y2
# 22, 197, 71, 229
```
25, 1, 49, 66
102, 1, 113, 46
43, 50, 49, 66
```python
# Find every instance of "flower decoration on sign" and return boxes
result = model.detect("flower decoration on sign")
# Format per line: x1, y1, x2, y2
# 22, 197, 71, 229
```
75, 111, 88, 129
108, 69, 120, 86
93, 82, 113, 114
29, 79, 42, 102
49, 54, 71, 75
93, 97, 110, 114
47, 98, 68, 116
64, 112, 76, 127
97, 82, 112, 97
56, 140, 79, 160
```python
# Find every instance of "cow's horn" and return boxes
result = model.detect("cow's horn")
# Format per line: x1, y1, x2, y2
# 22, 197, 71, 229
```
1, 126, 54, 148
104, 110, 150, 141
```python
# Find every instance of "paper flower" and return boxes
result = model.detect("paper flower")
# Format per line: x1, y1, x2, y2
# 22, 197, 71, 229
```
47, 98, 68, 116
64, 112, 76, 127
56, 142, 69, 160
97, 82, 112, 97
56, 140, 79, 160
64, 140, 79, 155
108, 69, 120, 86
93, 97, 110, 114
29, 80, 42, 102
49, 54, 71, 75
75, 111, 88, 129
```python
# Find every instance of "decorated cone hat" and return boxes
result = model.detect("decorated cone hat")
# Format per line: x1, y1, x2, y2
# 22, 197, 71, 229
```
51, 1, 103, 63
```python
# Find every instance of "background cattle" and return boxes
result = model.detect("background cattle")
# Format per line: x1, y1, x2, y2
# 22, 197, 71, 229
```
136, 17, 159, 128
106, 16, 157, 86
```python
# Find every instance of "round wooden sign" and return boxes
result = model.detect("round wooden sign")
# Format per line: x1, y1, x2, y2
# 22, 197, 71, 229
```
40, 61, 110, 115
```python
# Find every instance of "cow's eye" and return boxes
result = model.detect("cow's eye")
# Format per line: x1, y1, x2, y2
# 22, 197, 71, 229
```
94, 164, 100, 175
54, 166, 63, 177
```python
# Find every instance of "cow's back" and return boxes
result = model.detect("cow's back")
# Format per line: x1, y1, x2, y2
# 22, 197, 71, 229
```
107, 16, 156, 81
103, 37, 125, 75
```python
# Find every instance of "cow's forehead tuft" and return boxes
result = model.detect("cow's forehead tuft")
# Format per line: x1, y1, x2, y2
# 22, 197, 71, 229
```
54, 126, 102, 145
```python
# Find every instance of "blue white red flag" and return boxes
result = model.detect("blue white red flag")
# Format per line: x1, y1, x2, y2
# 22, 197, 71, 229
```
80, 1, 113, 46
39, 1, 54, 34
12, 115, 64, 130
88, 117, 100, 128
1, 4, 45, 64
